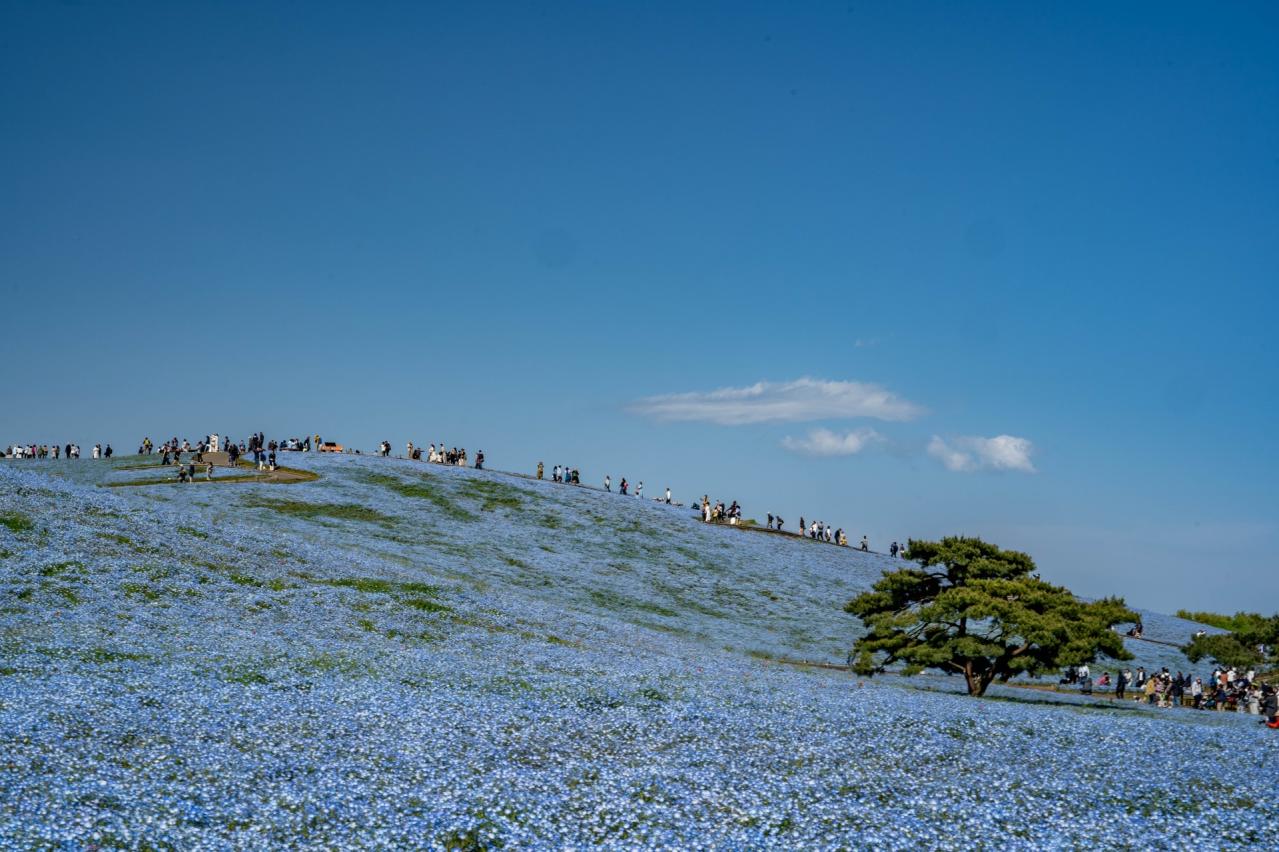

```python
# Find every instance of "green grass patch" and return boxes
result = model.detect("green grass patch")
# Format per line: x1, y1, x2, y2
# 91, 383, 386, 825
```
228, 572, 264, 588
244, 497, 392, 525
119, 582, 162, 602
365, 473, 477, 522
97, 532, 132, 545
81, 648, 150, 665
308, 575, 442, 597
178, 526, 209, 539
403, 596, 451, 614
299, 653, 370, 677
40, 561, 81, 577
457, 478, 528, 512
588, 589, 679, 618
52, 586, 81, 606
223, 664, 269, 685
0, 511, 33, 534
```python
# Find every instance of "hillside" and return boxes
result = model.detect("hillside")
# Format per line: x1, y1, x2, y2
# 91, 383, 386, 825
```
1, 455, 1274, 848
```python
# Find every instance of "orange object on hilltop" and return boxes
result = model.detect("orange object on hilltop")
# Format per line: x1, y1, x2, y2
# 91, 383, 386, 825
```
319, 442, 344, 453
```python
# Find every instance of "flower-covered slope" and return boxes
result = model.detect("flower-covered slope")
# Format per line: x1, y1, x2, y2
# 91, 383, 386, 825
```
0, 456, 1273, 849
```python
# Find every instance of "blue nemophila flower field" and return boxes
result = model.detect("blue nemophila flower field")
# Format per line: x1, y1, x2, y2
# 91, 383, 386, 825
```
0, 456, 1274, 849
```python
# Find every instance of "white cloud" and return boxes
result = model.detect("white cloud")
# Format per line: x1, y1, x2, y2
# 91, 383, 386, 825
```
928, 434, 1037, 473
782, 428, 885, 457
630, 378, 924, 425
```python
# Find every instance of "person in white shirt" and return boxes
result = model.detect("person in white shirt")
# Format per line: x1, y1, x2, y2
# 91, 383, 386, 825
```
665, 487, 671, 504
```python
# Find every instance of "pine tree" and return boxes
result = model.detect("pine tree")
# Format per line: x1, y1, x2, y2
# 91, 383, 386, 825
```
845, 536, 1136, 696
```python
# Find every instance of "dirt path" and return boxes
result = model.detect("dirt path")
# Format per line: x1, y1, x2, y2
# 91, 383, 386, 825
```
104, 463, 319, 488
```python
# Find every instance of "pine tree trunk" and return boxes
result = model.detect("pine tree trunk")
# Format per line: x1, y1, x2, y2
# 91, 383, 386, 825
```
963, 662, 995, 696
963, 663, 983, 696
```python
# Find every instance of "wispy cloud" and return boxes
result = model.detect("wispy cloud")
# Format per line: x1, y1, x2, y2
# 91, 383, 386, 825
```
928, 434, 1036, 473
630, 378, 924, 425
782, 428, 885, 457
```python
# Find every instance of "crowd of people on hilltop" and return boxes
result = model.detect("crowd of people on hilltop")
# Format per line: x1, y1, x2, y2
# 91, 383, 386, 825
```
699, 497, 742, 524
1063, 662, 1279, 723
142, 433, 282, 481
7, 428, 898, 554
3, 443, 103, 459
424, 444, 473, 466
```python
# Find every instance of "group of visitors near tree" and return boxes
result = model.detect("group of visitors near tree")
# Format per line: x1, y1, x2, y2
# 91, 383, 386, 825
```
3, 442, 103, 459
844, 536, 1279, 724
1066, 663, 1276, 719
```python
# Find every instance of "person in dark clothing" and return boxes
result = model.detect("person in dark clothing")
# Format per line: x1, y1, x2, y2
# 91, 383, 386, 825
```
1261, 686, 1278, 726
1115, 670, 1127, 701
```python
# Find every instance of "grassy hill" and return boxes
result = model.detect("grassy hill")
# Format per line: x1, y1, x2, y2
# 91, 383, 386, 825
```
1, 454, 1274, 848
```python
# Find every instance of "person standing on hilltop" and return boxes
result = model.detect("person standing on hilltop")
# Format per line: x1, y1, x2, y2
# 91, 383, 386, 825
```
636, 481, 643, 499
665, 487, 671, 504
604, 475, 611, 492
475, 450, 484, 470
536, 461, 543, 480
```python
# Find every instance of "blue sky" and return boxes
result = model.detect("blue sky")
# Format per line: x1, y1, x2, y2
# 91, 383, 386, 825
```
2, 2, 1276, 613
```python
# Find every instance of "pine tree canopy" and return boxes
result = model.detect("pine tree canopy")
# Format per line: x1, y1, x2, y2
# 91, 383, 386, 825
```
1182, 614, 1279, 671
845, 536, 1137, 696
